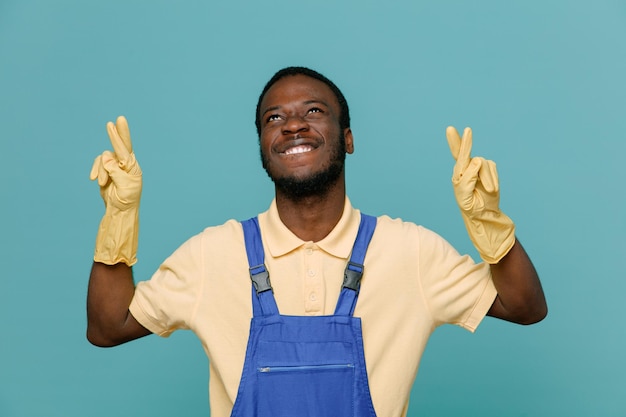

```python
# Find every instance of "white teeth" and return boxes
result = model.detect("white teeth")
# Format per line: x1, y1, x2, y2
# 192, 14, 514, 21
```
284, 145, 312, 155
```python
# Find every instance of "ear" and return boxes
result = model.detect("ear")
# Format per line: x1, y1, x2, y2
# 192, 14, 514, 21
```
344, 128, 354, 154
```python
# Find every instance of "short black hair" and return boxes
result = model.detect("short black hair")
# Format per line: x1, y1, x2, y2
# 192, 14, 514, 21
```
255, 66, 350, 136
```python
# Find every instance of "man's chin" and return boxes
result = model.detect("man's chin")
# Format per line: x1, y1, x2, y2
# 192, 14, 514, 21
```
270, 166, 343, 201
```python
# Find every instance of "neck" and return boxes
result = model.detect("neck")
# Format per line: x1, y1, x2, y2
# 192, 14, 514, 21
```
274, 178, 346, 242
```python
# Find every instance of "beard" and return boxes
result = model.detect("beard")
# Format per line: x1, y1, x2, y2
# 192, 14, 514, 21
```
261, 131, 346, 201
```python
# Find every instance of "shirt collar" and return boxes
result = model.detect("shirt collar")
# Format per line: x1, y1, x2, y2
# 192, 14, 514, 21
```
258, 197, 361, 259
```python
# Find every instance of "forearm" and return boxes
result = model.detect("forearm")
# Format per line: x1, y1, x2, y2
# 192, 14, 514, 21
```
86, 262, 150, 346
487, 239, 547, 324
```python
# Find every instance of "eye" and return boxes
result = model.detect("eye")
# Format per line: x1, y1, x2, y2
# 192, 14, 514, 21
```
307, 107, 323, 115
266, 114, 282, 123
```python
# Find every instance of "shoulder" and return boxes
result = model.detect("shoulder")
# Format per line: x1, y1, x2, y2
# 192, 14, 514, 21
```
198, 218, 244, 241
369, 214, 462, 262
373, 215, 444, 243
164, 219, 245, 264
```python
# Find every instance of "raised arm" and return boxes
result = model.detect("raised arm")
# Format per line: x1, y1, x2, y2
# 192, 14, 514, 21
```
487, 239, 546, 324
87, 262, 151, 346
446, 126, 547, 324
86, 116, 151, 346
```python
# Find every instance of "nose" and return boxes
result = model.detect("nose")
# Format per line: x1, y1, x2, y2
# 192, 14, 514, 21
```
282, 114, 309, 135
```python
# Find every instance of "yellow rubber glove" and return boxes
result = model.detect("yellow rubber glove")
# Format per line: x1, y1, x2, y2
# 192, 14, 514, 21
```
90, 116, 142, 266
446, 126, 515, 264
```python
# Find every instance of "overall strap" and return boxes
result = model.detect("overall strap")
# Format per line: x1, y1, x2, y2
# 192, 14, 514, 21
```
334, 214, 377, 317
241, 217, 279, 317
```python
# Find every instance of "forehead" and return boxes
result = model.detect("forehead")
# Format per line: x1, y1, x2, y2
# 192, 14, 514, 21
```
260, 74, 340, 112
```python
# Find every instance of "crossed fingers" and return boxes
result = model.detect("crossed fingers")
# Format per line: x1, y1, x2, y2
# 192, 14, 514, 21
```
90, 116, 136, 186
446, 126, 498, 193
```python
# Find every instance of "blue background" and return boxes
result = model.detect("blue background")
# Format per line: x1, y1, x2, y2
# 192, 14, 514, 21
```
1, 1, 624, 416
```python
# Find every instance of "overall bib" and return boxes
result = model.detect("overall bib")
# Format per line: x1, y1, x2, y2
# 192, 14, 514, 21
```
230, 214, 378, 417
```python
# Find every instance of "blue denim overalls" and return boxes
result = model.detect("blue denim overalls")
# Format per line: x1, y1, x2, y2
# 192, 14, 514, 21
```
230, 214, 378, 417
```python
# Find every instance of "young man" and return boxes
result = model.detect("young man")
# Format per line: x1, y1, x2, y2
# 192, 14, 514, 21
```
87, 67, 547, 417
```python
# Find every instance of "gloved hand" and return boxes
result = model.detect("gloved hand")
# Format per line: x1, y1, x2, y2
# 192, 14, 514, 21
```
90, 116, 142, 266
446, 126, 515, 264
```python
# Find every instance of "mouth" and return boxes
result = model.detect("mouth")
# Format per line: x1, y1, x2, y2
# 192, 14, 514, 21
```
276, 138, 322, 156
282, 145, 314, 155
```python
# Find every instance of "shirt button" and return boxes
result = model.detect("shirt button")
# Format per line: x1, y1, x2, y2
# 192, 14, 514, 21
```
309, 293, 317, 301
306, 248, 313, 255
307, 270, 316, 277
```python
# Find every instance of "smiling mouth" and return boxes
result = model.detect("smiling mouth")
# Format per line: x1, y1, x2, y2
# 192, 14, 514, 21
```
282, 145, 315, 155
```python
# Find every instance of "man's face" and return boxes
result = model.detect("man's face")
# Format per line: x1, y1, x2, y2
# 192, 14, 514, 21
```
258, 74, 353, 199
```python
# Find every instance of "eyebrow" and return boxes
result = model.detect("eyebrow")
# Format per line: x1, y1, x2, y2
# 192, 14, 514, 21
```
303, 99, 329, 107
262, 105, 281, 116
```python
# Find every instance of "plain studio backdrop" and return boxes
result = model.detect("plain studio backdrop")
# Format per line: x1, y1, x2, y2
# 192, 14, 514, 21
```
0, 1, 624, 416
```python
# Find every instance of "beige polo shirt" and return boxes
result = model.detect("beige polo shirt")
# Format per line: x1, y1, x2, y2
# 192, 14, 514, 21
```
130, 197, 496, 417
